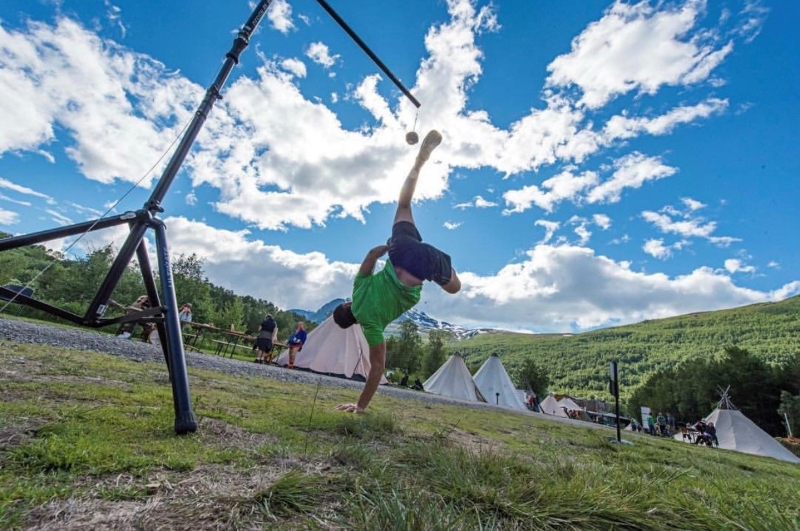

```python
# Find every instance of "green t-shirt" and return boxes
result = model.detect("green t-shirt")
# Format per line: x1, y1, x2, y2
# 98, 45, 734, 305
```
351, 259, 422, 347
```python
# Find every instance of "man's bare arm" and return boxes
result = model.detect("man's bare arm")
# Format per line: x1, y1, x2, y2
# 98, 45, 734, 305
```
440, 268, 461, 294
336, 341, 386, 413
358, 245, 389, 276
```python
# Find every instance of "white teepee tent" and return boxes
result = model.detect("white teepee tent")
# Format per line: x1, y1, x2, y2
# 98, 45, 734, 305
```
472, 354, 527, 410
702, 391, 799, 464
557, 397, 584, 413
275, 317, 387, 383
423, 355, 486, 402
539, 394, 567, 417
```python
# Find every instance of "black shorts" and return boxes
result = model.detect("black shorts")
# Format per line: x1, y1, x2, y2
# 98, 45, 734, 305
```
255, 337, 274, 352
387, 221, 452, 286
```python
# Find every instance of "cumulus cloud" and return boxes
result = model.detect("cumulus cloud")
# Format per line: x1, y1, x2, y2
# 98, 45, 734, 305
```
503, 170, 599, 214
643, 238, 689, 259
0, 0, 789, 333
436, 243, 796, 332
280, 58, 307, 78
593, 213, 611, 229
534, 219, 560, 244
268, 0, 296, 34
642, 200, 737, 247
305, 42, 339, 68
586, 153, 677, 204
724, 258, 756, 274
546, 0, 735, 109
0, 208, 19, 224
455, 195, 497, 209
164, 217, 356, 310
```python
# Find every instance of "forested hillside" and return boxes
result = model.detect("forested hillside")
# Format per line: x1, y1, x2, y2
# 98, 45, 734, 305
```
453, 296, 800, 399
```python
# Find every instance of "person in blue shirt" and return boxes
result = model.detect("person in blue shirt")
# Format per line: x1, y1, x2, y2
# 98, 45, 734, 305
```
286, 321, 307, 369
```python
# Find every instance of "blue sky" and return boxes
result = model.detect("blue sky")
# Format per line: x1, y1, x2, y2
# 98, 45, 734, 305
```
1, 0, 798, 333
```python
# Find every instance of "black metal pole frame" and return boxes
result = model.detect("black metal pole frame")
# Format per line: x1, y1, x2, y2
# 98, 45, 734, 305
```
0, 0, 274, 435
0, 0, 419, 435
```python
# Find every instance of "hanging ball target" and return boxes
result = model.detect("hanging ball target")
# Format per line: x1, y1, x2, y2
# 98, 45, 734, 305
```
406, 131, 419, 145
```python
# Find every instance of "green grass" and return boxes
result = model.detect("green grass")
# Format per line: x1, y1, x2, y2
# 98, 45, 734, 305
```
1, 341, 798, 530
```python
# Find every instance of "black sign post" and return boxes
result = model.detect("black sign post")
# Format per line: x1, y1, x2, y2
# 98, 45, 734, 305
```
609, 361, 621, 442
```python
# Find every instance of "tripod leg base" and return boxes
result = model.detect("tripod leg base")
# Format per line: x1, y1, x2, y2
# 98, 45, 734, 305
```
175, 412, 198, 435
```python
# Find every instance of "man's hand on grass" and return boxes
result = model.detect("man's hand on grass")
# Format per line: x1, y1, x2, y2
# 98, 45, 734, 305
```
335, 403, 365, 414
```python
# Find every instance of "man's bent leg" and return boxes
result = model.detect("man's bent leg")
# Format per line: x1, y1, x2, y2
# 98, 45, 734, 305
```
394, 130, 443, 225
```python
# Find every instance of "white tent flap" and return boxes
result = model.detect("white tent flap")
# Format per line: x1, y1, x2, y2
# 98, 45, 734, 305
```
423, 355, 485, 402
276, 317, 387, 383
473, 354, 527, 410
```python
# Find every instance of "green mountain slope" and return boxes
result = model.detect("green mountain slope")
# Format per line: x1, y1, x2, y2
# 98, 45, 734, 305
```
453, 296, 800, 399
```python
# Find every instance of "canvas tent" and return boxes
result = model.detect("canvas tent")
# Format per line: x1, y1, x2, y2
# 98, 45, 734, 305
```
275, 317, 387, 383
557, 397, 584, 413
423, 355, 486, 402
702, 406, 799, 464
472, 354, 527, 410
539, 394, 567, 417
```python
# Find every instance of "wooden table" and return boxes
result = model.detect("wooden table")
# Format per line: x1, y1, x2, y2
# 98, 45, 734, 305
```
184, 323, 255, 357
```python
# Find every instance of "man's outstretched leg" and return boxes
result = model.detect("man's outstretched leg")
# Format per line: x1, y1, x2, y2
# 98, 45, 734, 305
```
394, 130, 443, 225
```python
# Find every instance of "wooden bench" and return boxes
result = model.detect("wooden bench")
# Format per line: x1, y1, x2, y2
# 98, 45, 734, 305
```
211, 339, 239, 357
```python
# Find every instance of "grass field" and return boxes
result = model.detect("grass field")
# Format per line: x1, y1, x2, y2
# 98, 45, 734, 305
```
1, 341, 799, 530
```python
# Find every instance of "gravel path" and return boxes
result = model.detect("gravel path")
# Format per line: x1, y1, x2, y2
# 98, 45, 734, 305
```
0, 318, 557, 418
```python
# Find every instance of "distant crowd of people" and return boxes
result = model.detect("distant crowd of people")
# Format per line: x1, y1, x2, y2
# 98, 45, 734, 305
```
253, 314, 307, 367
115, 297, 308, 368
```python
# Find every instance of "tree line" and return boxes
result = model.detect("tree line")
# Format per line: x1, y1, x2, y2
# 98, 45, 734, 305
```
0, 236, 312, 343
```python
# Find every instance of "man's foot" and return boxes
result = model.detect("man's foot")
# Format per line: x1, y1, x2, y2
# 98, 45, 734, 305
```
417, 130, 442, 163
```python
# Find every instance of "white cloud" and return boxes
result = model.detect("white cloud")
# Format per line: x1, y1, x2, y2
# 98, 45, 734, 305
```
268, 0, 296, 34
593, 213, 611, 229
546, 0, 734, 109
586, 153, 677, 204
164, 217, 355, 310
0, 208, 19, 224
534, 219, 560, 244
642, 201, 737, 247
455, 195, 497, 209
473, 196, 497, 208
0, 193, 32, 207
643, 238, 692, 260
644, 238, 671, 259
503, 170, 598, 214
305, 42, 339, 68
681, 197, 706, 211
443, 221, 461, 230
724, 258, 756, 274
45, 208, 74, 226
0, 177, 53, 202
185, 192, 197, 206
435, 243, 796, 332
642, 210, 715, 238
602, 99, 728, 140
0, 0, 748, 233
280, 58, 307, 78
0, 18, 202, 186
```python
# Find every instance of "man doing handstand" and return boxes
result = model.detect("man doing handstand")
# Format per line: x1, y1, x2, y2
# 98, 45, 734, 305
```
333, 130, 461, 413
